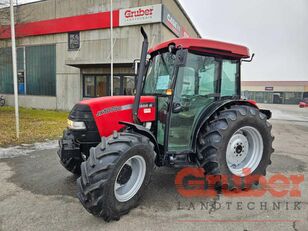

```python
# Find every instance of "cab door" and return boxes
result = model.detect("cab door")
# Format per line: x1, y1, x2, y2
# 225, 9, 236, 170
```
168, 53, 219, 151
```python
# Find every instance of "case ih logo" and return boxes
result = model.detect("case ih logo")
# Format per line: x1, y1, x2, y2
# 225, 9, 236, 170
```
162, 6, 187, 38
166, 13, 181, 36
119, 4, 162, 26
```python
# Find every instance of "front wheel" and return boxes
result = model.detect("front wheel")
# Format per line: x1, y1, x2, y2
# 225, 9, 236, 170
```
197, 105, 274, 189
77, 132, 154, 221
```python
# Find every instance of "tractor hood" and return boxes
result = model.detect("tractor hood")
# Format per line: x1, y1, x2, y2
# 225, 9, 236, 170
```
79, 96, 156, 137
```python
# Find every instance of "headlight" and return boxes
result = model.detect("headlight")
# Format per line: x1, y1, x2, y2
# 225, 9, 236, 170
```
67, 119, 86, 130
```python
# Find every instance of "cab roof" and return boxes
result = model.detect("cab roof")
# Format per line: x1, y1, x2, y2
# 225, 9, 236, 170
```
148, 38, 250, 59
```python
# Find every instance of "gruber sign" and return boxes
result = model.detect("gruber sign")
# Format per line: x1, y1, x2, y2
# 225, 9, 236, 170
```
119, 4, 162, 26
0, 4, 192, 39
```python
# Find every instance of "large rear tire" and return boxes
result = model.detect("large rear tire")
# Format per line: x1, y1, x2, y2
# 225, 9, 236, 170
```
197, 105, 274, 189
77, 132, 154, 221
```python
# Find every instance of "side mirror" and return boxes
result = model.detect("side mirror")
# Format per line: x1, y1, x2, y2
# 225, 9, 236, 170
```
175, 49, 187, 66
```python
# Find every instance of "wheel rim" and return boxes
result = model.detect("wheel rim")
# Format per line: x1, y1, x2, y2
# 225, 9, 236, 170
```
226, 126, 263, 177
114, 155, 146, 202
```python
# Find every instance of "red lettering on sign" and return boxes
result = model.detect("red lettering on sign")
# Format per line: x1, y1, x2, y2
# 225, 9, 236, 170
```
124, 8, 154, 19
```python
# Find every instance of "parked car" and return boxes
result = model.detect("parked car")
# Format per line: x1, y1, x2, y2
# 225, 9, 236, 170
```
299, 98, 308, 108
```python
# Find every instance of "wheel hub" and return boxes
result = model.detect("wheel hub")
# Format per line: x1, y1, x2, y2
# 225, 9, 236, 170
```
236, 145, 243, 154
227, 134, 249, 165
114, 155, 146, 202
117, 165, 132, 185
226, 126, 264, 177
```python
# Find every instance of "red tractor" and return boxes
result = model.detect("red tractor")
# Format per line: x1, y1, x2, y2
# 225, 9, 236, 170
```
58, 28, 274, 221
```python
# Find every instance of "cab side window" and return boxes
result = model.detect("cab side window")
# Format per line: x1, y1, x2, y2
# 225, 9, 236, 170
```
221, 60, 239, 97
198, 57, 217, 96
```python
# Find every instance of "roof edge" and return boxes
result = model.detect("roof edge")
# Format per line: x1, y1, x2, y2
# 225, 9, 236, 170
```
242, 81, 308, 86
148, 37, 250, 58
174, 0, 202, 38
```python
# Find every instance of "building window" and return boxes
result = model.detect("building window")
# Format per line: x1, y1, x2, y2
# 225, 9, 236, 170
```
68, 32, 80, 50
83, 75, 109, 97
123, 75, 135, 95
83, 75, 136, 98
113, 76, 121, 95
84, 76, 95, 97
96, 76, 108, 97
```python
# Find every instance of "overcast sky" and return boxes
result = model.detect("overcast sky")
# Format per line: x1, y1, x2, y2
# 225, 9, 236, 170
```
178, 0, 308, 81
11, 0, 308, 81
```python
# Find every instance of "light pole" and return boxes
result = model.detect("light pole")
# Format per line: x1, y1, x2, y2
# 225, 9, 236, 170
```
10, 0, 20, 139
110, 0, 114, 96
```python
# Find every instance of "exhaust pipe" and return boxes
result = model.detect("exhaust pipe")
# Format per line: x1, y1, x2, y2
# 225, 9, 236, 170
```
133, 27, 148, 124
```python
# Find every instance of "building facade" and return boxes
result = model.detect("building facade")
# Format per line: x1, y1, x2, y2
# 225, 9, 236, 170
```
0, 0, 200, 110
242, 81, 308, 104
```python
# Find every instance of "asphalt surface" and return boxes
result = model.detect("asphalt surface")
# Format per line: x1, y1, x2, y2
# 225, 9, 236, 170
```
0, 104, 308, 231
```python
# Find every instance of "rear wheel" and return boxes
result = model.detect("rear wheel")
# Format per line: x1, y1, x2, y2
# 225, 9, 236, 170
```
197, 105, 274, 189
77, 132, 154, 221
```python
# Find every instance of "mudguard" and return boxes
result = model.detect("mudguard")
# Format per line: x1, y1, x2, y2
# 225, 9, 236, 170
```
119, 121, 162, 166
191, 100, 271, 152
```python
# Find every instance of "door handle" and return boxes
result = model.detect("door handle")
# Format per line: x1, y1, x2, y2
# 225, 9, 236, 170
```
172, 102, 183, 113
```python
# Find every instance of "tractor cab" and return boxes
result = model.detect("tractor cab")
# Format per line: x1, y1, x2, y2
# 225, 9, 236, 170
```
133, 31, 250, 161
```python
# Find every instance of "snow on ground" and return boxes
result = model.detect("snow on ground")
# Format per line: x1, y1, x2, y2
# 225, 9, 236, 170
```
0, 140, 58, 159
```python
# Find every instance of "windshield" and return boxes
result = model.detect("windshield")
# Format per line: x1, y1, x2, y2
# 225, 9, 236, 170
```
143, 52, 176, 95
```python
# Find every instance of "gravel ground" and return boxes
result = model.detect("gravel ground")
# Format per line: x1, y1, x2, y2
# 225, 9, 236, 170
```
0, 104, 307, 231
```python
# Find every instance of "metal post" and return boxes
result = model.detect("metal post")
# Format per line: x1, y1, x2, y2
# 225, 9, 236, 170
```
10, 0, 20, 139
110, 0, 114, 96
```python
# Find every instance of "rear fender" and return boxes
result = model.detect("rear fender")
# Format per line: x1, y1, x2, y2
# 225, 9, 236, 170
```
191, 100, 267, 152
259, 109, 272, 119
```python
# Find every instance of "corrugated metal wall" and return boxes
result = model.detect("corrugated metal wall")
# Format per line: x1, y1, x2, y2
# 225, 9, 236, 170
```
17, 47, 24, 71
0, 45, 56, 96
26, 44, 56, 96
0, 47, 13, 94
